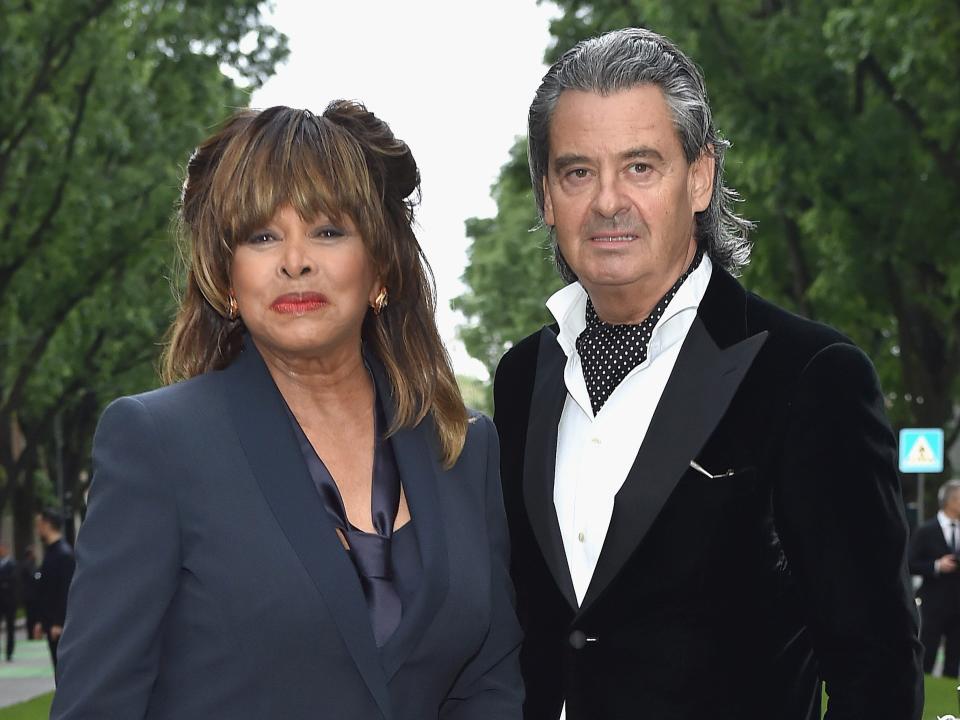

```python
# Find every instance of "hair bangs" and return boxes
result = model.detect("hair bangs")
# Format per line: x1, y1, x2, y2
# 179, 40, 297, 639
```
211, 108, 382, 250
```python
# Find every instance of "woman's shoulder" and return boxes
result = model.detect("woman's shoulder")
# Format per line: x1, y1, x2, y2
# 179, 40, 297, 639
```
101, 368, 230, 432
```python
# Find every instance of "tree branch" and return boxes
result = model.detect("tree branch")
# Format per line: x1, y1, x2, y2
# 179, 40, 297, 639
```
0, 0, 113, 190
0, 67, 98, 301
861, 54, 960, 185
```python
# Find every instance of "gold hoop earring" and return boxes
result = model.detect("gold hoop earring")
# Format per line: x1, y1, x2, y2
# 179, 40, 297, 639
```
227, 294, 239, 321
372, 287, 388, 315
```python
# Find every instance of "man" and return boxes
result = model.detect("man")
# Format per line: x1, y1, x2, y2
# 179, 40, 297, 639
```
0, 544, 16, 661
909, 479, 960, 676
493, 27, 922, 720
34, 508, 75, 669
19, 546, 39, 642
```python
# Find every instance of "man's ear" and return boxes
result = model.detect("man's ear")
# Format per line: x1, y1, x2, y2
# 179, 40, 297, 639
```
690, 146, 716, 213
543, 175, 555, 226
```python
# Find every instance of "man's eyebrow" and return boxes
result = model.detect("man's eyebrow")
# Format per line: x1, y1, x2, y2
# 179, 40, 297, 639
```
552, 147, 665, 173
552, 153, 591, 172
621, 146, 664, 162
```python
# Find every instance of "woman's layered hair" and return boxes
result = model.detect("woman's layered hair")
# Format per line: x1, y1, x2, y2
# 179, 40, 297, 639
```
163, 102, 468, 466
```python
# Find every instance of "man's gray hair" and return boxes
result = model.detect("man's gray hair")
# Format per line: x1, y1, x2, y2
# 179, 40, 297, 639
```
528, 27, 753, 281
938, 480, 960, 508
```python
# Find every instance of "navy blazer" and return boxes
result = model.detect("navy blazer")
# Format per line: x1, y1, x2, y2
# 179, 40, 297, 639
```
51, 342, 523, 719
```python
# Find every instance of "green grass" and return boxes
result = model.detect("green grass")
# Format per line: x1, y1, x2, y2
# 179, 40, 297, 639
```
918, 675, 960, 720
0, 692, 51, 720
821, 675, 956, 719
0, 677, 955, 719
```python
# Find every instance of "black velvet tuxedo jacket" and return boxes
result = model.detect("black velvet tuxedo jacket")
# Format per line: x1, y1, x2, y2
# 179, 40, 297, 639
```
493, 266, 922, 720
909, 518, 960, 613
52, 342, 523, 720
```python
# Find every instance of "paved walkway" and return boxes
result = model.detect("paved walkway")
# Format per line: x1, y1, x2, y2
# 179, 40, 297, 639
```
0, 630, 55, 709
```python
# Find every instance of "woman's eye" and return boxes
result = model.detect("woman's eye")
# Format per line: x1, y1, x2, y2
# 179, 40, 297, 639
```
246, 232, 275, 244
312, 226, 345, 239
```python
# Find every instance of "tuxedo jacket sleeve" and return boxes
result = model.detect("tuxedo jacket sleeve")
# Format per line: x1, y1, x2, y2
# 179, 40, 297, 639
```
774, 343, 920, 718
51, 344, 523, 720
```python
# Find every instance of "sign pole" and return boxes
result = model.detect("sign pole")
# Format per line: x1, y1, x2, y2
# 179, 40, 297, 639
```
918, 473, 925, 524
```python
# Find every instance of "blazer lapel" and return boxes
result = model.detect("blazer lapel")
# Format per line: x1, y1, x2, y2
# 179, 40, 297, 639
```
222, 342, 392, 720
578, 269, 768, 614
523, 327, 578, 610
366, 356, 451, 680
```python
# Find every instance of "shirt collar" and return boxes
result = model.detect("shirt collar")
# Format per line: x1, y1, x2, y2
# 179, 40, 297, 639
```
547, 253, 713, 361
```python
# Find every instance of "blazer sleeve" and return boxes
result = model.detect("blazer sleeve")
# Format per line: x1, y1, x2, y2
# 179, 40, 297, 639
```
774, 343, 923, 720
51, 397, 180, 720
440, 415, 524, 719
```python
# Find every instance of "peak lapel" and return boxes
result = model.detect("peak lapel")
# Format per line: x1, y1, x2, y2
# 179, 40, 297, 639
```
523, 327, 578, 610
365, 356, 450, 680
223, 344, 392, 719
578, 272, 769, 614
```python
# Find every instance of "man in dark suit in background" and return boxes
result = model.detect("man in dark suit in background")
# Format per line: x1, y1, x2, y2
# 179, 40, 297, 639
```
0, 544, 17, 661
34, 508, 75, 670
909, 479, 960, 676
493, 27, 922, 720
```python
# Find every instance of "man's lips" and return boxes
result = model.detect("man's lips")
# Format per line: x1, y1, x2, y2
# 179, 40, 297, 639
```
270, 292, 329, 314
588, 232, 638, 243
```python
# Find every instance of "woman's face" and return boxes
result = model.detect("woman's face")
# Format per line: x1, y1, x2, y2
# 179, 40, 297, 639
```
230, 204, 381, 363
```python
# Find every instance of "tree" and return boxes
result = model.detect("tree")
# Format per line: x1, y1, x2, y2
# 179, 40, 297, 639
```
453, 139, 563, 379
0, 0, 288, 555
455, 0, 960, 482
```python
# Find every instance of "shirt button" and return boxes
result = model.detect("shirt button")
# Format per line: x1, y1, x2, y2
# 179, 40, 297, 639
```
578, 531, 585, 543
591, 437, 601, 445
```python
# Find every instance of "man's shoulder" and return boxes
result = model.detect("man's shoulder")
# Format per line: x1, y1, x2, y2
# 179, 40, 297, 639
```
495, 326, 555, 384
745, 291, 851, 354
740, 290, 875, 385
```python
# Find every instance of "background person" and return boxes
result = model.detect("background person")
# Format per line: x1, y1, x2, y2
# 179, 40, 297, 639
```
909, 479, 960, 677
51, 102, 522, 720
19, 546, 39, 642
33, 508, 75, 669
0, 543, 16, 661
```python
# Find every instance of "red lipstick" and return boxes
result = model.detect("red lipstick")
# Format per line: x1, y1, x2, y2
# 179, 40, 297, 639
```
270, 292, 328, 314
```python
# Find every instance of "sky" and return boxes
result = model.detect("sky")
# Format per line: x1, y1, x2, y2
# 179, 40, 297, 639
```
249, 1, 560, 379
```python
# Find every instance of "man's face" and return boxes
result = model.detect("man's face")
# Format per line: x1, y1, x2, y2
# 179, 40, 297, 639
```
543, 85, 713, 314
947, 490, 960, 518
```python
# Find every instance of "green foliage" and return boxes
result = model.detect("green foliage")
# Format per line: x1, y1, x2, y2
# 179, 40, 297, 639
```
0, 0, 287, 536
452, 139, 564, 378
456, 0, 960, 463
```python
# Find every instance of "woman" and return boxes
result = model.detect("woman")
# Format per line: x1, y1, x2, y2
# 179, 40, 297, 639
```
51, 103, 523, 719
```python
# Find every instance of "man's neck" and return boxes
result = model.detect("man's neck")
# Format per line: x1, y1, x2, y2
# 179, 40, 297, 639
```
586, 240, 698, 325
44, 532, 62, 545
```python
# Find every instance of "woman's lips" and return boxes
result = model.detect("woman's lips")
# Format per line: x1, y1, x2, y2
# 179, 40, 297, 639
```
270, 292, 328, 314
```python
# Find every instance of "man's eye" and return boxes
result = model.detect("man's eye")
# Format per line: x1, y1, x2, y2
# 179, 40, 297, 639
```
630, 163, 651, 174
567, 169, 590, 179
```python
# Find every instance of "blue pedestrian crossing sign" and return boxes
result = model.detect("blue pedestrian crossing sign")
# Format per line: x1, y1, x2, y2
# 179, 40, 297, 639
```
899, 428, 944, 473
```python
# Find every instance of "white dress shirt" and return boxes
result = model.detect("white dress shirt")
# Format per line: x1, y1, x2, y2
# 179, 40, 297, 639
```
548, 255, 713, 606
935, 511, 960, 573
549, 256, 712, 720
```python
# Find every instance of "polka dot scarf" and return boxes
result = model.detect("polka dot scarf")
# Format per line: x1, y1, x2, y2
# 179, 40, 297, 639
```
576, 249, 704, 416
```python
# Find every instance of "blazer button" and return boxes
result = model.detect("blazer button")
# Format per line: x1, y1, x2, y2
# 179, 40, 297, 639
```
568, 630, 586, 649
